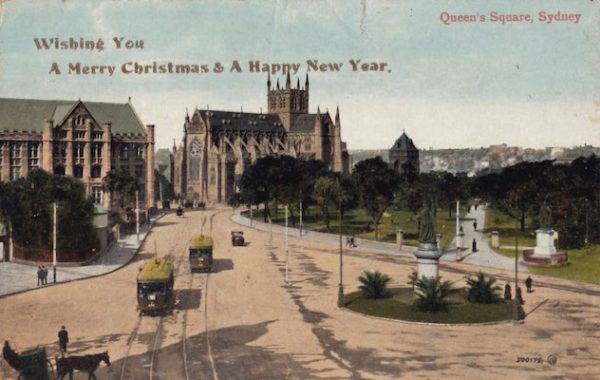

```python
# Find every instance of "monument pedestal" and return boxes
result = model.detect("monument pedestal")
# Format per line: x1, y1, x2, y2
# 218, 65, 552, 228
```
414, 243, 443, 281
523, 229, 568, 267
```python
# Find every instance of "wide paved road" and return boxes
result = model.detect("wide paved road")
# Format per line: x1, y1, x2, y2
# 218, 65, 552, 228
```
1, 208, 599, 379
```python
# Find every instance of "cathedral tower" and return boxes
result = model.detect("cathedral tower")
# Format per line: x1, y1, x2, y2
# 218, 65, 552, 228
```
267, 73, 309, 131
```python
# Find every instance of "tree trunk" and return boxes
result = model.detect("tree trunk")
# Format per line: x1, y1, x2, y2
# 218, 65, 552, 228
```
324, 206, 330, 232
520, 210, 526, 232
289, 206, 296, 226
448, 205, 453, 218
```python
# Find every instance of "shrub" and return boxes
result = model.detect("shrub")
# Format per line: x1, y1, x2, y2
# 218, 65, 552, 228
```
414, 276, 453, 312
466, 272, 501, 304
358, 270, 392, 299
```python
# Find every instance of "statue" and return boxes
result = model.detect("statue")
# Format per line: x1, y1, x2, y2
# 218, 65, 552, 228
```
539, 202, 552, 229
418, 201, 436, 244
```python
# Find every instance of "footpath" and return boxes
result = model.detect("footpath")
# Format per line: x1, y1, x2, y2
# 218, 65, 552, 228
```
232, 205, 528, 273
0, 212, 165, 297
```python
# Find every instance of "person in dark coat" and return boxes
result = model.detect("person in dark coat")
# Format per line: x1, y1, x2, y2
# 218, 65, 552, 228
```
504, 283, 512, 301
472, 238, 477, 252
58, 326, 69, 354
37, 267, 43, 286
525, 276, 533, 293
473, 221, 478, 231
42, 266, 48, 285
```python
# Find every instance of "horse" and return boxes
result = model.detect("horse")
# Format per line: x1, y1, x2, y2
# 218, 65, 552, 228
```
56, 351, 110, 380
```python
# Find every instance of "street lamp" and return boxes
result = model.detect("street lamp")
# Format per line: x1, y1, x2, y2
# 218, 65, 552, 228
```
337, 179, 344, 308
514, 220, 520, 323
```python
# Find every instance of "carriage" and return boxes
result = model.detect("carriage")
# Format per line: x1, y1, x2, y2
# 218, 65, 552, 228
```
3, 342, 54, 380
137, 257, 175, 315
189, 234, 213, 272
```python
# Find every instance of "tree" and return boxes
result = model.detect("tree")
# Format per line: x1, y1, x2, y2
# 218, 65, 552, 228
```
0, 170, 97, 256
103, 170, 138, 208
313, 177, 344, 231
154, 170, 174, 201
414, 276, 453, 312
466, 272, 501, 304
358, 270, 392, 299
353, 157, 401, 240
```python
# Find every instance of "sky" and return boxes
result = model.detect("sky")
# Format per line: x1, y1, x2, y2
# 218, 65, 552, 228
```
0, 0, 598, 151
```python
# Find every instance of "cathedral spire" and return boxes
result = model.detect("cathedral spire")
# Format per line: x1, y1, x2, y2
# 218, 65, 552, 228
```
305, 73, 309, 89
335, 105, 340, 126
267, 73, 271, 89
286, 72, 291, 89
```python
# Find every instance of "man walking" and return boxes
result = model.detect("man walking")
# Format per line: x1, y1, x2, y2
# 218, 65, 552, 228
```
58, 326, 69, 354
525, 276, 533, 293
37, 267, 43, 286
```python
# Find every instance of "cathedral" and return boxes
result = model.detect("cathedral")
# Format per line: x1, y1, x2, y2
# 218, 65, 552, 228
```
173, 74, 350, 203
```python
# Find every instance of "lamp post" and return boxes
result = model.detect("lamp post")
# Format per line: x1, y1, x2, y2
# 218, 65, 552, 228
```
514, 221, 520, 322
135, 190, 140, 243
285, 205, 289, 283
53, 202, 57, 283
337, 179, 344, 307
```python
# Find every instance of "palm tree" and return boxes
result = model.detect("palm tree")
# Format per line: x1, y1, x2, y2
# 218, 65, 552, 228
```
466, 272, 501, 304
414, 276, 453, 312
358, 270, 392, 299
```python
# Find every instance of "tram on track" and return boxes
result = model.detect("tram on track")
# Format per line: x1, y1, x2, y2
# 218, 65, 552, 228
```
137, 257, 174, 315
189, 234, 213, 272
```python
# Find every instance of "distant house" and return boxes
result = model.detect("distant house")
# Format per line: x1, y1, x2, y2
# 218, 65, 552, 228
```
0, 98, 156, 210
389, 131, 420, 175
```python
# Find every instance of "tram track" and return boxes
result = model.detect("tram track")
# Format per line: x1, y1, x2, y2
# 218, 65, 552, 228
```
118, 212, 195, 380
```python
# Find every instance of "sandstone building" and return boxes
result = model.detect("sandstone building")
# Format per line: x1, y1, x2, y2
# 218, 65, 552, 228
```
173, 75, 350, 203
389, 131, 419, 175
0, 98, 155, 210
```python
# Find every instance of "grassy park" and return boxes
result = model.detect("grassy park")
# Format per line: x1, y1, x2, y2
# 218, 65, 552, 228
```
484, 207, 600, 284
344, 287, 514, 324
244, 206, 461, 249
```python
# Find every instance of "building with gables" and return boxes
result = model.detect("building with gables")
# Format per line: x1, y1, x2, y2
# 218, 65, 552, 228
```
0, 98, 155, 210
173, 75, 350, 203
389, 131, 420, 175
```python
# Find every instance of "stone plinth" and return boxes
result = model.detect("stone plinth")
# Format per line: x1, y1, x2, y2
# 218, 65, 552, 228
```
491, 231, 500, 248
396, 230, 404, 248
523, 229, 568, 267
414, 243, 443, 281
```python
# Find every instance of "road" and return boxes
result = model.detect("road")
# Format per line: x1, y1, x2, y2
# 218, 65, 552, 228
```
1, 208, 599, 379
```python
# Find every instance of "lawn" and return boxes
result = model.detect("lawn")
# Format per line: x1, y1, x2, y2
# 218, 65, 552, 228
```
530, 245, 600, 285
244, 205, 462, 249
485, 208, 600, 284
344, 288, 515, 324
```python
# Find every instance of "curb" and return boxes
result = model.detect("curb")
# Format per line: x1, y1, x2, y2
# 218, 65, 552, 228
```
339, 305, 517, 327
0, 212, 167, 299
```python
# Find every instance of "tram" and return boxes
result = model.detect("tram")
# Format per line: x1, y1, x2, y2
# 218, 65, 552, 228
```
136, 257, 174, 315
189, 234, 213, 272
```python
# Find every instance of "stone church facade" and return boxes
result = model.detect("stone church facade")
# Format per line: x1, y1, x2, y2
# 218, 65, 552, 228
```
389, 131, 420, 175
173, 75, 350, 203
0, 98, 155, 210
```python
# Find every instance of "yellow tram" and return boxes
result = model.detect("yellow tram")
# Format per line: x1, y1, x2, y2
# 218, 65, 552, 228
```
136, 257, 174, 315
189, 234, 213, 272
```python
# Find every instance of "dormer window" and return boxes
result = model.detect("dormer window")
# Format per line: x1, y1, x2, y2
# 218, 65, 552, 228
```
76, 115, 86, 126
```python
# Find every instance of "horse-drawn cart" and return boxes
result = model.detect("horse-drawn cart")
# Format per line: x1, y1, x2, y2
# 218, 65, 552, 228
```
3, 342, 54, 380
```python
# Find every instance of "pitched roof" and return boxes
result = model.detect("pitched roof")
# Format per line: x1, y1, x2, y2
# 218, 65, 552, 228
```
0, 98, 146, 136
198, 110, 285, 133
390, 132, 418, 151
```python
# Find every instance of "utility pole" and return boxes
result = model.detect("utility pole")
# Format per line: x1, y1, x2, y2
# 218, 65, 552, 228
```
136, 190, 140, 243
514, 221, 519, 323
53, 203, 57, 283
285, 205, 289, 283
338, 181, 344, 307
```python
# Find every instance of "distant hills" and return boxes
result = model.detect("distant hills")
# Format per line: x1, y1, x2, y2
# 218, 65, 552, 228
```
349, 144, 600, 175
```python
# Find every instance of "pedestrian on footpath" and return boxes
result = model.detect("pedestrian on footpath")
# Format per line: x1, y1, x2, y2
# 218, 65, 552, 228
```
525, 276, 533, 293
504, 283, 512, 301
58, 326, 69, 355
473, 221, 478, 231
42, 265, 48, 285
37, 266, 43, 286
472, 238, 477, 252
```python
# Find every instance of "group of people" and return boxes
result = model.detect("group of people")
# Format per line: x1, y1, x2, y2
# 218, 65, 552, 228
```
36, 266, 50, 286
504, 276, 534, 304
345, 236, 357, 248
